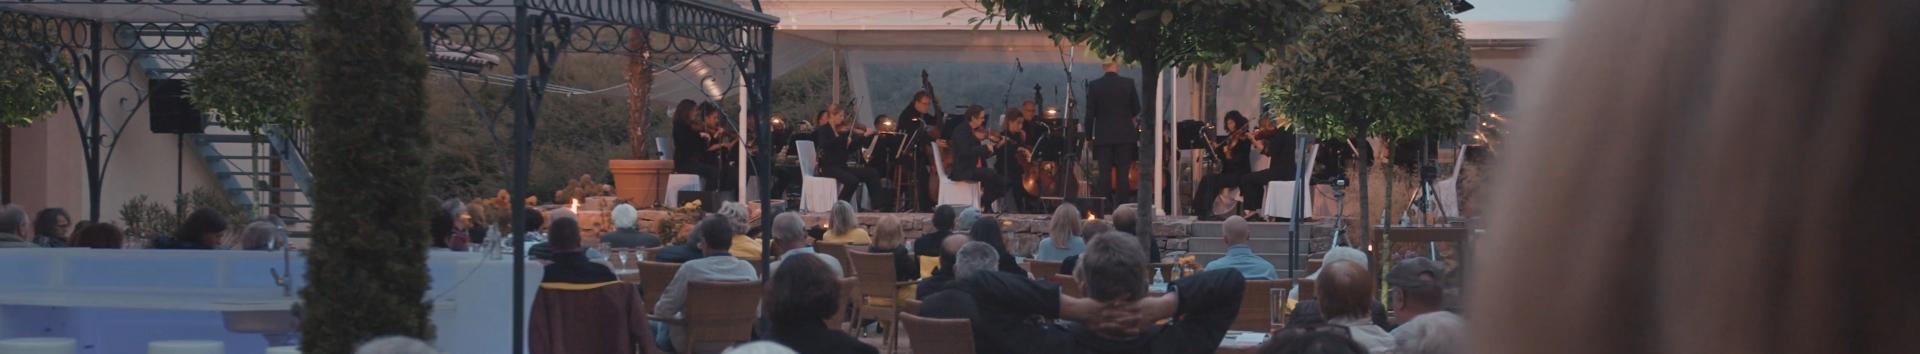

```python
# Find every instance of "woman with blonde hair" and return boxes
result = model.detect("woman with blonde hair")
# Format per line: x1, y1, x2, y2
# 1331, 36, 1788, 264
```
1472, 1, 1920, 354
715, 201, 763, 260
1034, 203, 1086, 261
866, 216, 919, 281
822, 200, 871, 244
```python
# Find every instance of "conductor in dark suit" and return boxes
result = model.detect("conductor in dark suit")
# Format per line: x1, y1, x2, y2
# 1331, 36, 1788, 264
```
1085, 62, 1141, 207
948, 105, 1008, 212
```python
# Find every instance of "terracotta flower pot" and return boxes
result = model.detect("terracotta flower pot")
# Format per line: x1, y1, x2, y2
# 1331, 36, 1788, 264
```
609, 159, 674, 208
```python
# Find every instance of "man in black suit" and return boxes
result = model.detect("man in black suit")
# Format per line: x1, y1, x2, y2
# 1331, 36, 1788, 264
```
948, 106, 1008, 212
1085, 62, 1141, 209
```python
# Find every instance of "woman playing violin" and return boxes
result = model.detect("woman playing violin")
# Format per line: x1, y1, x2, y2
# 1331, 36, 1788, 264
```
673, 100, 735, 193
812, 107, 883, 206
1190, 111, 1254, 218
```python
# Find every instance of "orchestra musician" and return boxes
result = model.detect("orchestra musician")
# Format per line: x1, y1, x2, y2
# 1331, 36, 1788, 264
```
948, 105, 1008, 212
996, 107, 1040, 213
1191, 111, 1254, 219
898, 91, 940, 211
1238, 110, 1299, 216
1085, 62, 1141, 209
812, 108, 883, 206
673, 100, 734, 193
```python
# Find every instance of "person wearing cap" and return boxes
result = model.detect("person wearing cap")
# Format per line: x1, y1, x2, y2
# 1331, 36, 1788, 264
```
1201, 216, 1278, 280
530, 217, 654, 354
1386, 257, 1452, 325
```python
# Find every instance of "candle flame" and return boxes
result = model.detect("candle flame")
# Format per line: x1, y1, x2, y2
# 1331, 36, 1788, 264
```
1086, 213, 1097, 221
570, 198, 580, 214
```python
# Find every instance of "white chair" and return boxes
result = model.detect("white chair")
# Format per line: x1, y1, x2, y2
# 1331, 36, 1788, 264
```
148, 340, 223, 354
658, 137, 705, 207
794, 140, 839, 212
265, 346, 301, 354
1263, 145, 1319, 219
0, 337, 77, 354
1219, 153, 1269, 216
931, 143, 983, 209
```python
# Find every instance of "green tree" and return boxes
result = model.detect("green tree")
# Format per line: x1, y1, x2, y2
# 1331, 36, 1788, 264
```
0, 42, 63, 127
1267, 0, 1478, 251
972, 0, 1319, 244
298, 0, 434, 351
189, 25, 310, 134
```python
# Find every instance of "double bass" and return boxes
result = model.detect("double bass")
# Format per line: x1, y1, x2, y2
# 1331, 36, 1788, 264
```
921, 70, 955, 206
1021, 84, 1059, 197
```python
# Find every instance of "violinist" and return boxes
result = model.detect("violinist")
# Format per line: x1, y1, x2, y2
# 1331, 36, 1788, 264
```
1190, 111, 1254, 219
812, 107, 883, 206
1238, 110, 1300, 217
673, 100, 731, 193
948, 105, 1008, 212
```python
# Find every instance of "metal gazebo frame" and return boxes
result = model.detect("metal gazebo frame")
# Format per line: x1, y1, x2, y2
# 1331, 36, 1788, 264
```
0, 0, 779, 352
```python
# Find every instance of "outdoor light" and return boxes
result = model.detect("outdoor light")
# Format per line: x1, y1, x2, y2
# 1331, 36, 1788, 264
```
569, 198, 580, 214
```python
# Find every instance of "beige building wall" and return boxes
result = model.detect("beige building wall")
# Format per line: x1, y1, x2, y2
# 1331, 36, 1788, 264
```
7, 55, 219, 224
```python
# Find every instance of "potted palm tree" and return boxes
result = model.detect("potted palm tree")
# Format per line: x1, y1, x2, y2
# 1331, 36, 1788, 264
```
608, 29, 675, 208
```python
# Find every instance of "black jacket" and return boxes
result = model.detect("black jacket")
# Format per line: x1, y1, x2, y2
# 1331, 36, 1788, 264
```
600, 228, 662, 249
813, 125, 858, 168
913, 230, 951, 257
869, 245, 922, 282
918, 270, 1246, 354
541, 251, 620, 284
949, 127, 992, 180
672, 121, 714, 168
768, 319, 880, 354
652, 244, 703, 264
1084, 72, 1141, 146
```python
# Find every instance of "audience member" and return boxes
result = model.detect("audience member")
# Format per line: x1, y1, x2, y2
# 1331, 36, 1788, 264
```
1111, 203, 1158, 261
1057, 219, 1113, 275
531, 217, 652, 354
921, 232, 1247, 353
651, 215, 710, 264
1034, 203, 1085, 262
237, 219, 285, 251
0, 205, 34, 248
917, 241, 1001, 317
723, 341, 798, 354
763, 255, 879, 354
1291, 246, 1366, 301
914, 233, 971, 299
31, 207, 70, 247
72, 223, 124, 249
866, 216, 919, 282
354, 336, 441, 354
653, 214, 760, 352
601, 204, 661, 248
442, 200, 471, 250
1202, 216, 1277, 280
68, 220, 93, 245
1258, 325, 1369, 354
1393, 312, 1465, 354
911, 204, 957, 257
430, 210, 456, 250
767, 212, 844, 278
154, 208, 226, 250
716, 201, 764, 261
821, 201, 870, 244
953, 206, 981, 234
968, 216, 1027, 276
1386, 257, 1449, 325
1319, 260, 1394, 353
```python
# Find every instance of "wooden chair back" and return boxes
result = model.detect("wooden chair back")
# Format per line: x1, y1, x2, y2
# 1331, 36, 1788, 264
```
636, 261, 682, 311
1050, 274, 1082, 298
1296, 278, 1318, 301
816, 242, 855, 275
828, 277, 857, 332
903, 298, 923, 315
1026, 259, 1064, 278
900, 313, 975, 354
1232, 279, 1293, 332
848, 250, 903, 306
641, 246, 665, 261
682, 280, 765, 353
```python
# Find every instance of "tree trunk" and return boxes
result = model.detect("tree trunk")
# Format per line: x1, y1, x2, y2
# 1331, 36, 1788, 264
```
1357, 148, 1371, 250
299, 0, 433, 351
1136, 57, 1159, 261
625, 29, 654, 159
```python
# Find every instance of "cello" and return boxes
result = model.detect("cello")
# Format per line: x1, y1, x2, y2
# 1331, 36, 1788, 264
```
1021, 84, 1059, 197
921, 70, 955, 206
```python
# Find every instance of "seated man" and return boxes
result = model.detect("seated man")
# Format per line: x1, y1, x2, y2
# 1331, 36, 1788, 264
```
601, 204, 663, 249
1387, 257, 1464, 354
1319, 260, 1396, 353
530, 217, 653, 354
652, 215, 760, 352
919, 232, 1247, 354
1201, 216, 1278, 280
766, 212, 844, 277
917, 240, 997, 304
914, 233, 972, 299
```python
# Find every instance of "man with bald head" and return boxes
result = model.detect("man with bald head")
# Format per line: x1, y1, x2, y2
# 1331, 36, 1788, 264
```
1320, 260, 1397, 353
1202, 216, 1277, 280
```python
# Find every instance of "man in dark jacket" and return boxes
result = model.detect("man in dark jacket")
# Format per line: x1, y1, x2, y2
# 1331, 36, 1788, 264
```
530, 217, 653, 354
1084, 62, 1141, 209
601, 204, 662, 249
947, 106, 1008, 212
920, 232, 1246, 354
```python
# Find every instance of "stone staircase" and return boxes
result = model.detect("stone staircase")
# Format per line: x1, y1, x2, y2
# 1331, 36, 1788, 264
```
1184, 220, 1334, 277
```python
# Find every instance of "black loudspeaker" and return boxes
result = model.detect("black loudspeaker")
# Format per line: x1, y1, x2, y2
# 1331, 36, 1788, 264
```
149, 79, 206, 134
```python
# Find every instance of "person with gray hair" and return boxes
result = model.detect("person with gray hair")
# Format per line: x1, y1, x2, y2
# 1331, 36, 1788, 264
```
599, 203, 660, 248
767, 212, 842, 277
953, 206, 981, 233
0, 205, 35, 248
714, 201, 763, 260
353, 336, 440, 354
952, 241, 1000, 280
237, 219, 286, 251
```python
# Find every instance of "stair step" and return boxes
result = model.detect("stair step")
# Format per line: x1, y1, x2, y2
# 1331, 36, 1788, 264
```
262, 204, 312, 209
1189, 221, 1300, 239
198, 134, 262, 143
1186, 237, 1298, 254
207, 155, 276, 161
233, 187, 304, 193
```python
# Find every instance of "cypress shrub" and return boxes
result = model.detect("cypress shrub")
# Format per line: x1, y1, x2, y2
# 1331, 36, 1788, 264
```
297, 0, 434, 351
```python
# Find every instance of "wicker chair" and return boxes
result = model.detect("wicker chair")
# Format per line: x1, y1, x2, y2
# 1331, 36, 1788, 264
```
636, 261, 681, 313
900, 313, 974, 354
1232, 279, 1294, 332
648, 281, 763, 354
1049, 274, 1082, 298
1026, 259, 1064, 278
816, 242, 855, 272
1297, 278, 1318, 300
850, 250, 916, 354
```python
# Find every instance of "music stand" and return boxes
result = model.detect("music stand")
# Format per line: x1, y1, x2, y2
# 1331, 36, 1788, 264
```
1176, 120, 1212, 150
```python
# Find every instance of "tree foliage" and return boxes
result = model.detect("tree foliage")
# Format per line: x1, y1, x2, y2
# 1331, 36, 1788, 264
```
1267, 0, 1478, 141
189, 25, 311, 133
0, 42, 64, 127
298, 0, 434, 351
971, 0, 1317, 72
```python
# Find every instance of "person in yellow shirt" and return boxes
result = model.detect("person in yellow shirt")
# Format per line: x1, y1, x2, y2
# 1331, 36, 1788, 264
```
821, 201, 871, 245
716, 201, 763, 260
